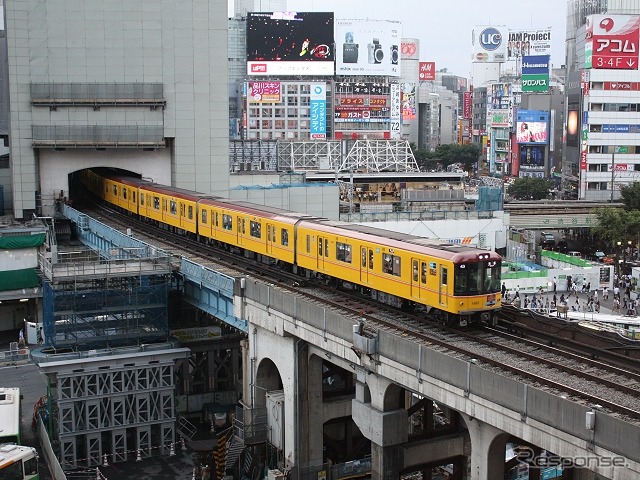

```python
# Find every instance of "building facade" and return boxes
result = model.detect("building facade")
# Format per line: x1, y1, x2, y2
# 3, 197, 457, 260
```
4, 0, 230, 218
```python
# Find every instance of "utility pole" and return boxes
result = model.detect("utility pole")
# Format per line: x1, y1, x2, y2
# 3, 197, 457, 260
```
610, 152, 615, 203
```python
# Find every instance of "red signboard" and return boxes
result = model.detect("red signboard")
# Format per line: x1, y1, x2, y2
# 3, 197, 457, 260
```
588, 15, 640, 70
580, 150, 587, 170
463, 92, 472, 119
339, 97, 387, 106
419, 62, 436, 80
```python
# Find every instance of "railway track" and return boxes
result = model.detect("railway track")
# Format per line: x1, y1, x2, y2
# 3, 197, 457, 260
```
72, 197, 640, 422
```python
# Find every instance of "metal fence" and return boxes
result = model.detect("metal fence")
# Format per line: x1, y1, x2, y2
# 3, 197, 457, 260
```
30, 83, 164, 100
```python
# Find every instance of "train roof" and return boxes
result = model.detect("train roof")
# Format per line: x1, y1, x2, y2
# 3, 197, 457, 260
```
301, 219, 499, 262
200, 198, 325, 223
141, 183, 212, 201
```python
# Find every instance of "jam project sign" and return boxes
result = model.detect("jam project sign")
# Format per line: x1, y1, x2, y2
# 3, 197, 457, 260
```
586, 14, 640, 70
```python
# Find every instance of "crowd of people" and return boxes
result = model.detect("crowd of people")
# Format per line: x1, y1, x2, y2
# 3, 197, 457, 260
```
501, 274, 640, 317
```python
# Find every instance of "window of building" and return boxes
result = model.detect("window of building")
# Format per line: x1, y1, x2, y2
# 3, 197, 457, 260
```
590, 124, 602, 133
382, 253, 401, 276
250, 220, 261, 238
590, 103, 603, 111
336, 242, 352, 263
223, 214, 232, 230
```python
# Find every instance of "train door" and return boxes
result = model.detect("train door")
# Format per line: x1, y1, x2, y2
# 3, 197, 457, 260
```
317, 236, 326, 271
411, 258, 421, 298
439, 265, 449, 308
266, 224, 275, 256
237, 216, 245, 246
360, 247, 368, 283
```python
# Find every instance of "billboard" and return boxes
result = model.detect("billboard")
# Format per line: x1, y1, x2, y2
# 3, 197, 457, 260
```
463, 92, 472, 119
472, 26, 508, 63
586, 14, 640, 70
521, 55, 550, 74
247, 12, 334, 76
419, 62, 436, 80
401, 40, 419, 60
519, 145, 546, 169
489, 110, 511, 127
507, 29, 552, 59
335, 19, 402, 76
310, 83, 327, 139
248, 81, 281, 103
401, 83, 416, 120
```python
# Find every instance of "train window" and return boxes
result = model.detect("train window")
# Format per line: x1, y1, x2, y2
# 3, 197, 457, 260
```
324, 239, 329, 257
484, 261, 501, 294
382, 254, 401, 276
113, 185, 117, 195
242, 219, 246, 234
250, 220, 261, 238
307, 235, 311, 253
412, 260, 418, 282
369, 249, 373, 269
132, 191, 136, 203
336, 242, 352, 263
140, 194, 144, 206
222, 214, 232, 230
454, 265, 467, 295
170, 201, 177, 215
361, 248, 366, 267
153, 196, 160, 210
281, 229, 289, 246
421, 262, 427, 284
318, 238, 323, 256
467, 263, 480, 293
201, 209, 207, 224
188, 206, 193, 220
215, 212, 218, 227
123, 188, 127, 200
441, 267, 448, 286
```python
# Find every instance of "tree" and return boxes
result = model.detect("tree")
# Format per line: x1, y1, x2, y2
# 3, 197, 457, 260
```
593, 206, 640, 249
620, 182, 640, 210
506, 177, 554, 200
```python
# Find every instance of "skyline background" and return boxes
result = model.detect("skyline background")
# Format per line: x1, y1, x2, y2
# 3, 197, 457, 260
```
230, 0, 568, 78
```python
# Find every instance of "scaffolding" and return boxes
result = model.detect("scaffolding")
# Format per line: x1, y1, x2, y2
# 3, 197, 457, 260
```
40, 248, 172, 349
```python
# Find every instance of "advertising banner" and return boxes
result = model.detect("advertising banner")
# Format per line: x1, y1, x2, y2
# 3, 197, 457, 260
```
586, 14, 640, 70
247, 12, 335, 76
418, 62, 436, 80
463, 92, 472, 119
401, 41, 419, 60
489, 110, 511, 127
519, 145, 546, 169
390, 83, 401, 138
522, 74, 549, 92
401, 83, 416, 120
507, 29, 552, 59
248, 81, 281, 103
472, 25, 508, 63
517, 120, 547, 143
335, 19, 402, 76
310, 83, 327, 139
521, 55, 550, 74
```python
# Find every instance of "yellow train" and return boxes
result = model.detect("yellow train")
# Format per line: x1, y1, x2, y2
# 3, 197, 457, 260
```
80, 169, 502, 326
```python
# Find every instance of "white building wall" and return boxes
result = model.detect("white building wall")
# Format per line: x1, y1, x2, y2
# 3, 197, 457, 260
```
5, 0, 229, 218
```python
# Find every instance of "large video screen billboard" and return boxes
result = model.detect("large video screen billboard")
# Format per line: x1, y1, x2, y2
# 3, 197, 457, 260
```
247, 12, 334, 76
519, 145, 546, 169
517, 110, 549, 144
335, 19, 402, 76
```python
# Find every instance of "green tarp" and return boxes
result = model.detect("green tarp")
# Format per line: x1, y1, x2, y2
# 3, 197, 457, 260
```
0, 233, 46, 249
0, 268, 40, 291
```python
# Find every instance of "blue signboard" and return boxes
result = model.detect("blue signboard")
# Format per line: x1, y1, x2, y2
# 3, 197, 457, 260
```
310, 83, 327, 139
521, 55, 550, 75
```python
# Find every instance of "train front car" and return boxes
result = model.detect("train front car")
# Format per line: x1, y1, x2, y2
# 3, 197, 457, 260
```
449, 250, 502, 326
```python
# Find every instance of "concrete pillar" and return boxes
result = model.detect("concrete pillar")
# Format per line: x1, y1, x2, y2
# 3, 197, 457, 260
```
371, 443, 404, 480
299, 353, 324, 466
460, 412, 509, 480
352, 372, 408, 480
